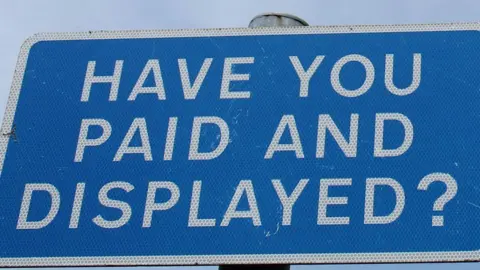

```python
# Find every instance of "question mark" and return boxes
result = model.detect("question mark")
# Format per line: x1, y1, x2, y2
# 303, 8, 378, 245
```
417, 173, 458, 227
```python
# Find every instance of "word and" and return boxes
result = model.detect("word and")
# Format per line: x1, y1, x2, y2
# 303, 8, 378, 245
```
74, 113, 412, 162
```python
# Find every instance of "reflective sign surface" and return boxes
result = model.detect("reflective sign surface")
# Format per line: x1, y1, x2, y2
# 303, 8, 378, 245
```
1, 24, 480, 266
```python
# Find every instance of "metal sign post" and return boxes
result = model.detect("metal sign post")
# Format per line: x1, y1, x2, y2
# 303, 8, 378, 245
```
248, 13, 309, 28
2, 21, 480, 268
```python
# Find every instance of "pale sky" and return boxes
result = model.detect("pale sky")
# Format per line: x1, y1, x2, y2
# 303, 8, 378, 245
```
1, 0, 480, 269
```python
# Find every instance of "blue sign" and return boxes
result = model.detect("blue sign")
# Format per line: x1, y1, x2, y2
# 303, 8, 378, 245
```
1, 24, 480, 267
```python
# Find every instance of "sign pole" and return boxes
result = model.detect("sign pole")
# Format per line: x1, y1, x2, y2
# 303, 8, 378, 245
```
248, 13, 309, 28
218, 12, 308, 270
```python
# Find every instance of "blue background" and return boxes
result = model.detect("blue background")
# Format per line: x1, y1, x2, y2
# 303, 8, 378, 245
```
1, 30, 480, 259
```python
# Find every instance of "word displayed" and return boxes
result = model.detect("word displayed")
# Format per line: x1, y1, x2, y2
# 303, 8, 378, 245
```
16, 172, 457, 230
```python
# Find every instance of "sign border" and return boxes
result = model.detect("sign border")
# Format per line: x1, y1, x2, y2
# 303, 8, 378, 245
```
1, 22, 480, 267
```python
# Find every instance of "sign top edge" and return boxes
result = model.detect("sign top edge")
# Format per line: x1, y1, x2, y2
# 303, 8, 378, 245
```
20, 22, 480, 53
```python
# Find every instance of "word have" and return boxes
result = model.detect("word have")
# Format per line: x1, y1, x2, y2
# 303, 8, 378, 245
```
80, 54, 421, 102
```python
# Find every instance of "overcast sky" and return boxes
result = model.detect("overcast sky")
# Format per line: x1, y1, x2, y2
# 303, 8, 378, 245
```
1, 0, 480, 270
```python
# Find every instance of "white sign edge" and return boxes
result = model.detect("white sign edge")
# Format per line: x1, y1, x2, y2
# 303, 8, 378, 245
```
1, 22, 479, 267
